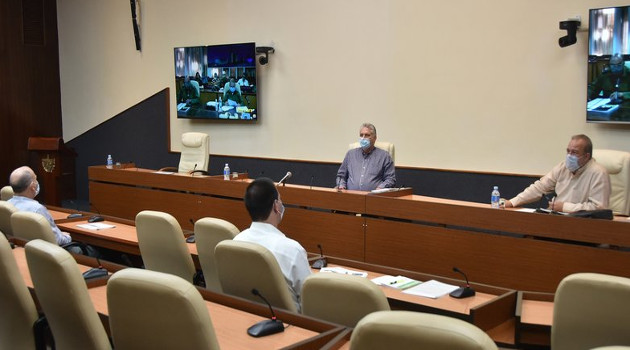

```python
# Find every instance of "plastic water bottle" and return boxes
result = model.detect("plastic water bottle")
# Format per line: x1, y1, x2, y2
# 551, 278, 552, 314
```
106, 155, 113, 169
223, 163, 230, 181
491, 186, 500, 208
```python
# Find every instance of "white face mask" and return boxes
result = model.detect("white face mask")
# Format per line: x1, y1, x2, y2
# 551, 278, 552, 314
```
34, 182, 40, 196
359, 138, 370, 150
565, 154, 580, 172
278, 201, 285, 220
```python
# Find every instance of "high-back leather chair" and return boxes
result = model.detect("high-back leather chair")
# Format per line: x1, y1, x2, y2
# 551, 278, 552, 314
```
0, 201, 18, 236
552, 273, 630, 350
0, 186, 13, 200
0, 234, 40, 350
135, 210, 196, 283
593, 149, 630, 215
107, 268, 220, 350
159, 132, 209, 174
11, 211, 57, 244
194, 217, 239, 292
348, 141, 395, 162
350, 310, 498, 350
215, 240, 298, 313
301, 273, 390, 327
25, 239, 110, 350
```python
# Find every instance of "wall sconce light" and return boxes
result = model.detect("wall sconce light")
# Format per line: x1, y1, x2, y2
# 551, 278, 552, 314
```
559, 17, 581, 48
256, 46, 275, 65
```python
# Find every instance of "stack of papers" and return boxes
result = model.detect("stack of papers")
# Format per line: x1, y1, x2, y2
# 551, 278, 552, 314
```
371, 275, 420, 290
77, 223, 116, 230
319, 267, 368, 277
402, 280, 459, 299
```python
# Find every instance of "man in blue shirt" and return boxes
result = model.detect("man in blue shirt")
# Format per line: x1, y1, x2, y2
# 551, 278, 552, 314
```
336, 123, 396, 191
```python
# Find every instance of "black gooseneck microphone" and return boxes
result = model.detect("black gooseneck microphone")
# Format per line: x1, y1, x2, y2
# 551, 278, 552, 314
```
186, 218, 196, 243
190, 163, 198, 176
247, 289, 284, 337
277, 171, 292, 186
66, 200, 84, 219
449, 267, 476, 299
87, 203, 104, 223
309, 175, 314, 190
311, 244, 327, 269
82, 256, 108, 280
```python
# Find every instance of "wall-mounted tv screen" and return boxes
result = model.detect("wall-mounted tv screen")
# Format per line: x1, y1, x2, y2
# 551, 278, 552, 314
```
587, 6, 630, 124
174, 42, 258, 121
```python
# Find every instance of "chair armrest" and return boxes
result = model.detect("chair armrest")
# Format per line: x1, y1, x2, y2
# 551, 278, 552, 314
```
158, 167, 178, 172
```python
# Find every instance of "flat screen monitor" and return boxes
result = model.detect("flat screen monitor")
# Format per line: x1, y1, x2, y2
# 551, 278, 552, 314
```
174, 42, 258, 121
587, 6, 630, 124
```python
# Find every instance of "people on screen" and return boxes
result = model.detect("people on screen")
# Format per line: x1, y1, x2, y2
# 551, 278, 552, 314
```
505, 134, 610, 212
233, 178, 311, 312
336, 122, 396, 191
237, 73, 250, 87
177, 76, 200, 106
222, 78, 245, 106
588, 53, 630, 103
8, 166, 75, 247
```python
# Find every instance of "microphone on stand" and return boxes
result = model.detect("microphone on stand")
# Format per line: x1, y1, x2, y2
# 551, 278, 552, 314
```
186, 218, 196, 243
311, 244, 327, 269
190, 163, 198, 176
247, 289, 285, 337
309, 175, 314, 190
449, 267, 476, 298
277, 171, 292, 186
87, 203, 104, 223
66, 200, 84, 219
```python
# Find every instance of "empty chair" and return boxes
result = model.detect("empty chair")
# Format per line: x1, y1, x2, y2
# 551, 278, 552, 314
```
159, 132, 209, 174
552, 273, 630, 350
25, 239, 110, 350
350, 310, 498, 350
11, 211, 57, 243
135, 210, 196, 283
194, 217, 239, 292
1, 186, 13, 200
107, 268, 219, 350
593, 149, 630, 215
0, 201, 17, 236
0, 233, 40, 349
301, 273, 390, 327
215, 240, 298, 313
348, 141, 395, 162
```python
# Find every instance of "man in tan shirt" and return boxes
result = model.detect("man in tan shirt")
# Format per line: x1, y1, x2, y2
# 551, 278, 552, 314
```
505, 134, 611, 213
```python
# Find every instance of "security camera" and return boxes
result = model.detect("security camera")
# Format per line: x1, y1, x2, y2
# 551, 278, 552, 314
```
559, 19, 580, 48
255, 46, 275, 65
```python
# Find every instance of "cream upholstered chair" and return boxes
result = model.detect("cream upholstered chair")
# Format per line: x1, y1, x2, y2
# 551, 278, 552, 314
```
194, 217, 239, 292
0, 234, 40, 350
11, 211, 57, 244
0, 201, 17, 236
350, 310, 498, 350
107, 268, 220, 350
0, 186, 13, 200
348, 141, 395, 162
135, 210, 197, 283
25, 239, 110, 350
215, 240, 298, 313
552, 273, 630, 350
593, 149, 630, 215
301, 273, 390, 327
591, 347, 630, 350
160, 132, 209, 174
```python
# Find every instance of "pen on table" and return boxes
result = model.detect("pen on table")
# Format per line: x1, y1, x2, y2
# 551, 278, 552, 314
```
389, 279, 404, 285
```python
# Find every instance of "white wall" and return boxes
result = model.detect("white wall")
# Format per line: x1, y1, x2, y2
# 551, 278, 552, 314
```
57, 0, 630, 176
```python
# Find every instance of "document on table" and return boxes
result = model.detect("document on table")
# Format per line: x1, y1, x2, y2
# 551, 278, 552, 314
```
402, 280, 459, 299
371, 275, 421, 290
320, 267, 368, 278
77, 223, 116, 230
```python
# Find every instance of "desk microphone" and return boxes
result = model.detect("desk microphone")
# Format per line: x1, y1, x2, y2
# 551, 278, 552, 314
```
311, 244, 327, 269
190, 163, 198, 176
449, 267, 476, 298
82, 257, 108, 280
87, 203, 104, 223
277, 171, 292, 186
186, 218, 196, 243
66, 200, 84, 219
309, 175, 314, 190
247, 289, 284, 337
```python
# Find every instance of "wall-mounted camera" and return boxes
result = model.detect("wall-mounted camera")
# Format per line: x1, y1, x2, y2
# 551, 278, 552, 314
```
559, 18, 581, 48
256, 46, 275, 65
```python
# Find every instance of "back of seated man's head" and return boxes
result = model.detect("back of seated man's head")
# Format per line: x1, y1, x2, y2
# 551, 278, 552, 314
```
244, 178, 278, 222
9, 166, 35, 195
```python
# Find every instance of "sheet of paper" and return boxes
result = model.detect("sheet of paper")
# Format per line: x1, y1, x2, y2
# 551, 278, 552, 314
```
319, 266, 368, 278
402, 280, 459, 299
76, 223, 116, 230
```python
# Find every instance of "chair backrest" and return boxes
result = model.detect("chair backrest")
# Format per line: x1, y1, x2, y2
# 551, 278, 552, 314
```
178, 132, 209, 173
189, 80, 201, 97
215, 240, 298, 313
0, 234, 39, 350
348, 141, 395, 162
301, 273, 390, 327
593, 149, 630, 215
194, 217, 239, 292
552, 272, 630, 350
25, 239, 110, 350
135, 210, 196, 283
350, 310, 498, 350
0, 201, 18, 236
107, 268, 219, 350
11, 211, 57, 244
0, 186, 14, 200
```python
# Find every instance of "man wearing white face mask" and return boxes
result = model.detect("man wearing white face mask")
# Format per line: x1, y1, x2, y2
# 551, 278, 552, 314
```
505, 135, 611, 213
234, 178, 310, 311
8, 166, 72, 245
336, 122, 396, 191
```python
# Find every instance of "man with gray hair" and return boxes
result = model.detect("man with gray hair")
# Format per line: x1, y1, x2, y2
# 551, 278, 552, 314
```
336, 122, 396, 191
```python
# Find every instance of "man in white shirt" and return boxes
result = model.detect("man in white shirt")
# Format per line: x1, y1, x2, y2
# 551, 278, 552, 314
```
234, 178, 311, 311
